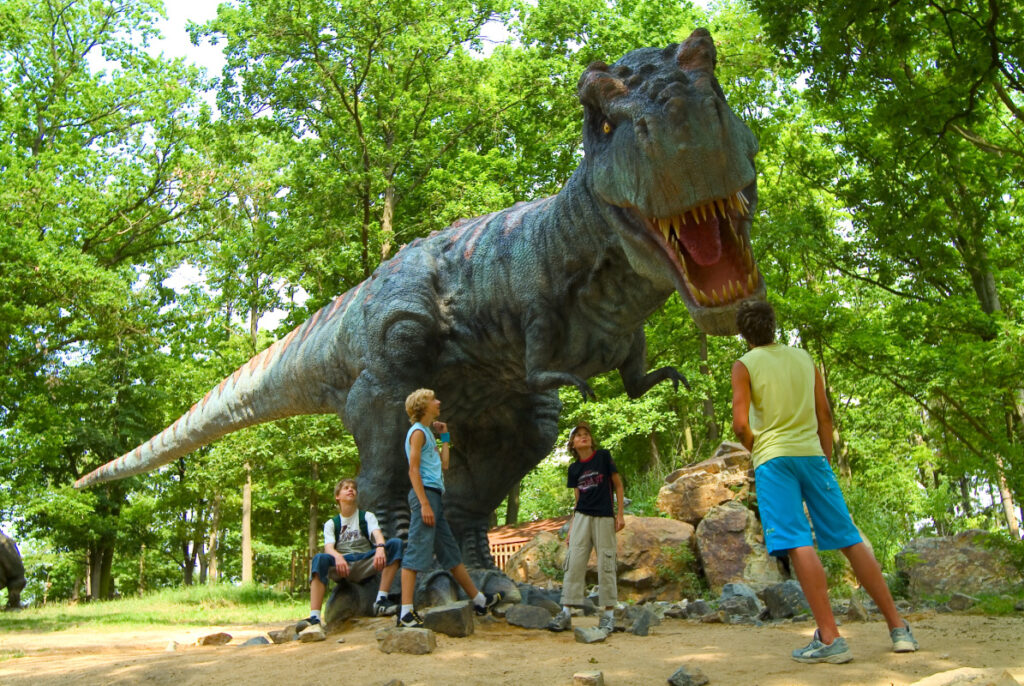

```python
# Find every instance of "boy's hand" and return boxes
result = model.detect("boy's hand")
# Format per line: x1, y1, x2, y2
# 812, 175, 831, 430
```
373, 545, 387, 570
334, 555, 350, 578
615, 514, 625, 532
431, 420, 447, 433
421, 502, 436, 527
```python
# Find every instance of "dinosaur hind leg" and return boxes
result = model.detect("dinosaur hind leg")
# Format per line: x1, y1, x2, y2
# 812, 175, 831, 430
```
443, 391, 562, 569
343, 371, 413, 540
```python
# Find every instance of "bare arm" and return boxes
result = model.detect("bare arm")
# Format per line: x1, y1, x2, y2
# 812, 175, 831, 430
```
325, 536, 349, 577
408, 429, 435, 527
813, 368, 834, 462
371, 527, 387, 570
611, 472, 626, 532
730, 360, 755, 452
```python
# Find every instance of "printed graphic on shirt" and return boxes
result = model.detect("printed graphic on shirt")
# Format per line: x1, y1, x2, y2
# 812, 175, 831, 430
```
576, 468, 605, 492
337, 523, 362, 545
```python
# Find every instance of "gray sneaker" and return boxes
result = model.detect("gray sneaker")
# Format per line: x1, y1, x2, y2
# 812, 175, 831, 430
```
597, 614, 615, 635
546, 611, 571, 632
791, 630, 853, 664
890, 621, 919, 653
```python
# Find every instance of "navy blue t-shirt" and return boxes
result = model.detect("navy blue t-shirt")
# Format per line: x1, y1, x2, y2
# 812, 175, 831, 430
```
567, 449, 617, 517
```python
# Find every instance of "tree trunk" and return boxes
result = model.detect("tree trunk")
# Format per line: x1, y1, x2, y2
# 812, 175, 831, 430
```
994, 454, 1021, 538
139, 544, 146, 594
381, 181, 395, 259
242, 461, 253, 583
699, 333, 719, 443
308, 462, 319, 560
97, 542, 114, 599
504, 480, 521, 526
648, 432, 662, 473
208, 493, 221, 585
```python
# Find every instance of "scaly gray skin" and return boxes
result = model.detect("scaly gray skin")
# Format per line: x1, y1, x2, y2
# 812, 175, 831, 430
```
0, 532, 26, 609
76, 30, 763, 567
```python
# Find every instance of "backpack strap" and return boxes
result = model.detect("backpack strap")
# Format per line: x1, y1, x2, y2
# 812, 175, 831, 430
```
331, 514, 342, 545
358, 510, 370, 540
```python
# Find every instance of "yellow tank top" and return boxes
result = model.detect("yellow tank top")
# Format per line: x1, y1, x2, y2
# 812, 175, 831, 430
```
738, 344, 824, 469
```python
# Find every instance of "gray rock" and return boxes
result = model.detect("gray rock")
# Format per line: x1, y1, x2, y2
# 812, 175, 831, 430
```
573, 671, 605, 686
700, 610, 726, 624
574, 626, 608, 644
380, 681, 405, 686
196, 632, 232, 646
376, 627, 436, 655
668, 664, 710, 686
628, 607, 658, 636
1015, 599, 1024, 612
947, 592, 978, 611
719, 594, 760, 619
423, 601, 475, 637
268, 627, 298, 644
299, 624, 327, 642
506, 603, 554, 629
846, 596, 869, 622
896, 530, 1022, 597
240, 636, 270, 646
720, 582, 759, 603
761, 579, 810, 619
685, 599, 711, 619
664, 603, 688, 619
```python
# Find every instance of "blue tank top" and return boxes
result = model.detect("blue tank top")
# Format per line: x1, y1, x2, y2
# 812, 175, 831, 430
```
405, 422, 444, 492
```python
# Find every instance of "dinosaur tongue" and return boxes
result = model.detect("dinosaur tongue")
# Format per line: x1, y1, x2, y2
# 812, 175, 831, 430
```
679, 215, 722, 266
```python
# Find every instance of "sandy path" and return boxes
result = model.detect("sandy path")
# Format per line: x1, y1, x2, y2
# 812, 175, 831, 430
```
1, 612, 1022, 685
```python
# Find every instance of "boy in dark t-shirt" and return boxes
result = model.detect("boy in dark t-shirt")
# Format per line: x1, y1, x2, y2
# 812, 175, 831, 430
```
547, 422, 625, 635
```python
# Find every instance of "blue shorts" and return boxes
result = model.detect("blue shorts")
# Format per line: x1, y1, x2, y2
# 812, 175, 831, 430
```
402, 488, 463, 572
755, 456, 862, 555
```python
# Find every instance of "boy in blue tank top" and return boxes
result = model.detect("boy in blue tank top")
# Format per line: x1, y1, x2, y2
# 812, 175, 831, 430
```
731, 300, 918, 664
396, 388, 501, 627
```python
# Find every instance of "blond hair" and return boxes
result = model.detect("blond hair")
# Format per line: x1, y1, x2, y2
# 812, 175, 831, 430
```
405, 388, 435, 423
333, 478, 357, 497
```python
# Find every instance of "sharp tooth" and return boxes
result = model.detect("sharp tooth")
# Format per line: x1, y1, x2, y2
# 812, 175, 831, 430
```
727, 281, 736, 300
726, 215, 738, 242
747, 272, 756, 293
715, 198, 725, 217
730, 195, 740, 211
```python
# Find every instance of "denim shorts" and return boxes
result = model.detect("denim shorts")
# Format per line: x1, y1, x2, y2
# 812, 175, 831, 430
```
309, 538, 403, 584
402, 488, 463, 572
755, 456, 862, 555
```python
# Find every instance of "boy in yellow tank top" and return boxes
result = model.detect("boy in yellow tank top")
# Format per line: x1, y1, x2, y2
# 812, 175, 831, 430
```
731, 300, 918, 664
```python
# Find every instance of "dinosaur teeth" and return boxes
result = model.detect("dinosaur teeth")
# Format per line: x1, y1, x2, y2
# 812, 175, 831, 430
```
715, 198, 725, 217
747, 272, 756, 293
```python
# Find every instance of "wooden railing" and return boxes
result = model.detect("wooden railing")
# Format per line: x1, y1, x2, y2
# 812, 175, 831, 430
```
489, 540, 528, 572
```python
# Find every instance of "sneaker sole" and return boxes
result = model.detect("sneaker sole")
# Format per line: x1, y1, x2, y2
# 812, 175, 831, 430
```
892, 641, 918, 653
792, 652, 854, 664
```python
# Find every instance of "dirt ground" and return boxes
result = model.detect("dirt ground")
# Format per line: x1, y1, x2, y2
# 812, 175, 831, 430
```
1, 611, 1023, 686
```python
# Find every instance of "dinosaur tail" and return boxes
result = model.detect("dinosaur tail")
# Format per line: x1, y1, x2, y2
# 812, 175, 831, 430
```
75, 292, 359, 489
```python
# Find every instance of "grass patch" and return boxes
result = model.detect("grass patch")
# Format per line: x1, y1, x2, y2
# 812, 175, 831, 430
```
0, 585, 306, 633
0, 649, 26, 661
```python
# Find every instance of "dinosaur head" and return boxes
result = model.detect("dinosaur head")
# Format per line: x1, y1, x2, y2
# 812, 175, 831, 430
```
578, 29, 764, 335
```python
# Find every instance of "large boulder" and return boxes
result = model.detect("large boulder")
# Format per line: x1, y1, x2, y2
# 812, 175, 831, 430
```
895, 530, 1023, 597
505, 531, 567, 586
609, 516, 696, 602
504, 517, 697, 602
656, 443, 753, 525
695, 501, 783, 593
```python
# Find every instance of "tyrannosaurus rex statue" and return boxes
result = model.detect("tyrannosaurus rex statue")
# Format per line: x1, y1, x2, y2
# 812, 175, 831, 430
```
76, 29, 763, 567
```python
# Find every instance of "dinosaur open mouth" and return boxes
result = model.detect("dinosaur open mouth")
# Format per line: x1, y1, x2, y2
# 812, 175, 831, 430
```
647, 190, 759, 307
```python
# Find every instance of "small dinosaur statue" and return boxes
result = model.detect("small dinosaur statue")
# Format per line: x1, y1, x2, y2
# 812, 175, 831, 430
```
77, 29, 763, 567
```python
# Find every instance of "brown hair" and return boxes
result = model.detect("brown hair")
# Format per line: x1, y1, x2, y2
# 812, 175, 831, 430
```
566, 421, 598, 460
334, 478, 357, 497
405, 388, 435, 423
736, 300, 776, 347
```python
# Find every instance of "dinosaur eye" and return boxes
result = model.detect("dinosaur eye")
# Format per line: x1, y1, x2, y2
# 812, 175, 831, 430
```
602, 121, 613, 135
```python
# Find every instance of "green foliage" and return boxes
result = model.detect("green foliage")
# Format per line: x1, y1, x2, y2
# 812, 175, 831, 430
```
0, 585, 303, 632
535, 540, 566, 582
655, 543, 705, 598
